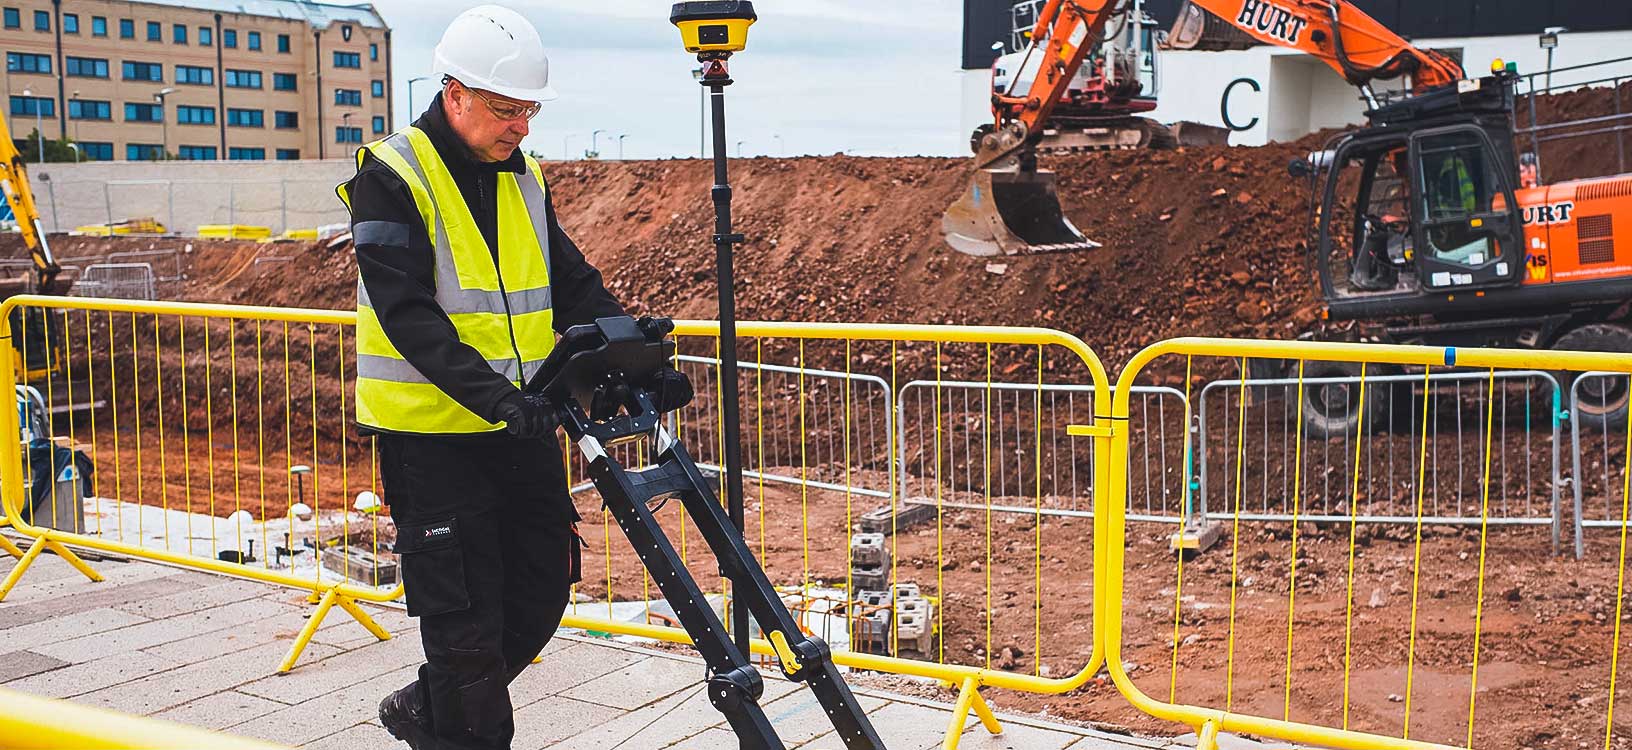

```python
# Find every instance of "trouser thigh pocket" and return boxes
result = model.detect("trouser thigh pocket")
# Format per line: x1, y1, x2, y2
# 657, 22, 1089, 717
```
395, 517, 470, 617
568, 523, 584, 585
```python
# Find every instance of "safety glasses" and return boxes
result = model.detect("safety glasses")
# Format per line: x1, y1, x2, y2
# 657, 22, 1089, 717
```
466, 85, 542, 122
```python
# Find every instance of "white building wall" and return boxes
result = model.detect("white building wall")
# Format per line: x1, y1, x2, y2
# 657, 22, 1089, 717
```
960, 28, 1632, 148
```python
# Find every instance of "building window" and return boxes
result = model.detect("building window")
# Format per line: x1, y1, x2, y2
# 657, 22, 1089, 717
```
248, 31, 260, 50
273, 110, 298, 129
372, 115, 385, 134
229, 147, 266, 161
125, 102, 163, 122
226, 108, 263, 127
3, 8, 18, 29
64, 56, 109, 78
177, 105, 215, 125
178, 145, 216, 160
91, 15, 105, 36
63, 13, 77, 33
275, 148, 300, 160
33, 10, 47, 31
80, 142, 113, 161
176, 65, 214, 85
199, 26, 211, 46
10, 96, 54, 117
277, 33, 290, 53
173, 23, 186, 44
273, 73, 297, 91
224, 69, 263, 88
119, 18, 133, 38
336, 126, 363, 144
334, 88, 362, 106
223, 28, 236, 48
370, 43, 378, 61
371, 80, 384, 97
127, 143, 164, 161
122, 61, 164, 82
6, 52, 52, 75
146, 21, 160, 41
68, 99, 112, 120
333, 51, 361, 69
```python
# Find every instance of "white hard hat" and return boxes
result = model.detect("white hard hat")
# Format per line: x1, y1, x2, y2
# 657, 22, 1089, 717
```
433, 5, 558, 103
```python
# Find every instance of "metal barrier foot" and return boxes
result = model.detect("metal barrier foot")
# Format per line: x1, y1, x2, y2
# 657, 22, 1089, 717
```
278, 589, 392, 673
1195, 720, 1220, 750
279, 589, 341, 673
941, 677, 1003, 750
0, 536, 103, 601
0, 532, 23, 560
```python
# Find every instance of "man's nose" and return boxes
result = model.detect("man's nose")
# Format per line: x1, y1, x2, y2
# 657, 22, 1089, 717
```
510, 118, 530, 139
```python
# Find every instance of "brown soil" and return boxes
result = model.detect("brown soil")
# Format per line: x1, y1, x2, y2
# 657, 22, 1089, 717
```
4, 82, 1632, 748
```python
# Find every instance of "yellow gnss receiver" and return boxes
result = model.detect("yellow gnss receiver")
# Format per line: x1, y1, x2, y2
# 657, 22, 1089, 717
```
670, 1, 756, 54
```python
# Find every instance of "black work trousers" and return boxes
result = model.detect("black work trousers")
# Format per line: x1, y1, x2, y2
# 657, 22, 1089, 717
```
381, 431, 582, 750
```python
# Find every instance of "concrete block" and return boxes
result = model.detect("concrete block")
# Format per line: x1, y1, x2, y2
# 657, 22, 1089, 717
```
850, 564, 888, 592
896, 596, 934, 655
849, 533, 887, 568
858, 501, 936, 535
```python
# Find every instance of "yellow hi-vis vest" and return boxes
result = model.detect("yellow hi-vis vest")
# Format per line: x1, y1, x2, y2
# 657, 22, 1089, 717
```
337, 126, 555, 434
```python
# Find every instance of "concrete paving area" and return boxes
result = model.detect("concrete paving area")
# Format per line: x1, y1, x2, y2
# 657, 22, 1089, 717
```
0, 545, 1174, 750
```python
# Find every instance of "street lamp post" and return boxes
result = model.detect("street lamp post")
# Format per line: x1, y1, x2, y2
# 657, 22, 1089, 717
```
154, 87, 177, 160
589, 128, 605, 159
1540, 27, 1567, 92
617, 134, 628, 160
735, 140, 744, 158
70, 90, 81, 143
67, 143, 80, 163
407, 75, 431, 121
342, 112, 353, 147
22, 88, 42, 163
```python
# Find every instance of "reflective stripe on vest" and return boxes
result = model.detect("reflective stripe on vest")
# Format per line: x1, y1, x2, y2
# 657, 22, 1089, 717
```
339, 127, 555, 434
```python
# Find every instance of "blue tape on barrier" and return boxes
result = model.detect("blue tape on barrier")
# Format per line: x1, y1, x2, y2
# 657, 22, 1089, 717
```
1444, 347, 1457, 367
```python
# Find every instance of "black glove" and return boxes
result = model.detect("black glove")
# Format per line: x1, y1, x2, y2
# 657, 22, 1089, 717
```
644, 367, 694, 414
494, 391, 559, 439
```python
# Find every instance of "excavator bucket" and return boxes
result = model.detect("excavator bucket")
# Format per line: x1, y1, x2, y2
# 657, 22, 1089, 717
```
941, 169, 1101, 257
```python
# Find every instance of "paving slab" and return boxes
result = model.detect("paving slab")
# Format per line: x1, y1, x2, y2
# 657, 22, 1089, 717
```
0, 650, 70, 683
0, 556, 1168, 750
31, 595, 300, 664
151, 690, 290, 731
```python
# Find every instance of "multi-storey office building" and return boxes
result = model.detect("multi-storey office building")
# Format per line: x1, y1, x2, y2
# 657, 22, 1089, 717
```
3, 0, 390, 160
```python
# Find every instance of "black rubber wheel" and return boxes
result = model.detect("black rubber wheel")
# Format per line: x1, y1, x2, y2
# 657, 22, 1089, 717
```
1301, 360, 1391, 440
1555, 323, 1632, 431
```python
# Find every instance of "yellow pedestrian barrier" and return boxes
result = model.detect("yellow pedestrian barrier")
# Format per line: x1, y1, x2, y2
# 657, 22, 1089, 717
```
0, 687, 291, 750
1101, 337, 1632, 750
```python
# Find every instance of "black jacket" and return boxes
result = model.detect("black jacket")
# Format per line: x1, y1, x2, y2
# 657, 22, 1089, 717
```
345, 93, 625, 433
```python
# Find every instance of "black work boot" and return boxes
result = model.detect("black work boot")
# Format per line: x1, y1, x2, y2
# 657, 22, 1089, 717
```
379, 682, 436, 749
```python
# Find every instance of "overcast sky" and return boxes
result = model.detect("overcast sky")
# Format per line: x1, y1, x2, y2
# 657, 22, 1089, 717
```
376, 1, 968, 159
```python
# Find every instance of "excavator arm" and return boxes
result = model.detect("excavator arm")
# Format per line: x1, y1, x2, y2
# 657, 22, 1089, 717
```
1169, 0, 1463, 94
0, 111, 61, 294
989, 0, 1130, 162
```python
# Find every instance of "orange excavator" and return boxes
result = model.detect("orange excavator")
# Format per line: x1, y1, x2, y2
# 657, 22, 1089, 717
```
1170, 0, 1632, 431
943, 0, 1161, 257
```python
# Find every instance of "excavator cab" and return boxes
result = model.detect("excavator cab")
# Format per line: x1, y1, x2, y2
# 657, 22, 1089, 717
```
1313, 121, 1525, 315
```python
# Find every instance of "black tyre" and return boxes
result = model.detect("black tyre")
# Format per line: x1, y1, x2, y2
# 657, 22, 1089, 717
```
1555, 323, 1632, 431
1301, 360, 1391, 440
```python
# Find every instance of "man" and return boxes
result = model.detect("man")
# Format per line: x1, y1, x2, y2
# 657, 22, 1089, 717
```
337, 7, 679, 749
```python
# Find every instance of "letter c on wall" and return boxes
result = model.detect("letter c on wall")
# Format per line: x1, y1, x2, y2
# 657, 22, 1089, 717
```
1221, 77, 1261, 132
